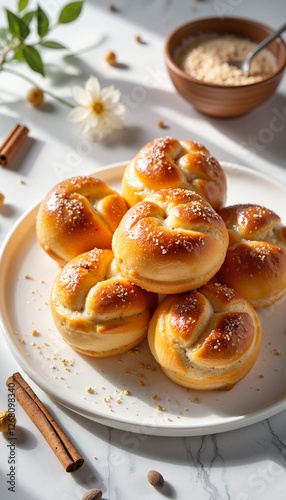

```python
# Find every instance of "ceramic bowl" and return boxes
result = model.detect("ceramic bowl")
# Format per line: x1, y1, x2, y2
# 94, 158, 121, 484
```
165, 17, 286, 118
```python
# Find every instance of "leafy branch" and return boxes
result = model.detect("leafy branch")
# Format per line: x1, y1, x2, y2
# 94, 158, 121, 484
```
0, 0, 84, 76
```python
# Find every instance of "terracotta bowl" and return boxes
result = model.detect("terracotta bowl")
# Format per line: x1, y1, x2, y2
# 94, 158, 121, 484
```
165, 17, 286, 118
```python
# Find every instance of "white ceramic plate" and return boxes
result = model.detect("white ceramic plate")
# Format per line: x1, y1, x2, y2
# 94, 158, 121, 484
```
1, 161, 286, 437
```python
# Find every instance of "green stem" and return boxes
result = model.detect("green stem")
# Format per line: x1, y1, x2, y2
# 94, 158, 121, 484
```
0, 66, 74, 108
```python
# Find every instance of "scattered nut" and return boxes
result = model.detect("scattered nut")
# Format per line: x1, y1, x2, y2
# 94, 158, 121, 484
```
0, 192, 5, 208
0, 411, 16, 433
135, 35, 143, 44
147, 470, 165, 488
157, 120, 167, 128
27, 87, 44, 107
104, 51, 116, 65
82, 488, 102, 500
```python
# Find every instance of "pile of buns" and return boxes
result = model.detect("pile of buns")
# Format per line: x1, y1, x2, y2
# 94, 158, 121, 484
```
36, 137, 286, 391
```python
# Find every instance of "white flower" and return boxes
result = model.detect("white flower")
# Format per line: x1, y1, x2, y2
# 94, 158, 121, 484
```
67, 75, 126, 142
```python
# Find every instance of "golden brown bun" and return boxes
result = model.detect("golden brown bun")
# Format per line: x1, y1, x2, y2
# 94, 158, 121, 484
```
148, 282, 263, 390
36, 176, 128, 266
216, 204, 286, 308
112, 188, 229, 294
122, 137, 227, 210
50, 248, 158, 357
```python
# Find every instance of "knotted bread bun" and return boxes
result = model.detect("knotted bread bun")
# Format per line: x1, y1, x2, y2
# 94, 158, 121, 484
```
50, 248, 157, 357
36, 176, 128, 266
216, 204, 286, 307
112, 188, 229, 294
148, 282, 262, 390
122, 137, 227, 210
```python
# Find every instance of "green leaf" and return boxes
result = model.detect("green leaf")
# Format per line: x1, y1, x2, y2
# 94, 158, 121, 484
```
18, 0, 29, 12
12, 47, 24, 60
40, 40, 66, 49
0, 28, 9, 41
6, 9, 30, 40
22, 46, 45, 75
21, 10, 35, 25
58, 1, 83, 24
37, 6, 49, 37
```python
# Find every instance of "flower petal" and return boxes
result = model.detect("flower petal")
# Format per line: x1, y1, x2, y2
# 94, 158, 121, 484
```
105, 102, 126, 116
71, 86, 91, 106
80, 117, 93, 135
100, 86, 119, 103
104, 111, 125, 130
67, 106, 91, 123
85, 75, 101, 101
88, 113, 100, 128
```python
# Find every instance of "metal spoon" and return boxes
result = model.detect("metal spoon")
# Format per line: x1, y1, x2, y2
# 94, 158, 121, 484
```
228, 22, 286, 76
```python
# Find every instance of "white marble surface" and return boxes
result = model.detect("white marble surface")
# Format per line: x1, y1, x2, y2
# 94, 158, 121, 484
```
0, 0, 286, 499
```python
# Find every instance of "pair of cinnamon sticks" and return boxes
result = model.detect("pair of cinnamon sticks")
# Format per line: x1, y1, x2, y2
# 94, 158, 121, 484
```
0, 124, 29, 166
6, 372, 84, 473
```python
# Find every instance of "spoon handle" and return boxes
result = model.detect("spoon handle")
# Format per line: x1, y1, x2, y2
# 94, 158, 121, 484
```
246, 22, 286, 64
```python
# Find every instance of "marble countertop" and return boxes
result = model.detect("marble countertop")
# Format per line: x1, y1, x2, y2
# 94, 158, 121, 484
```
0, 0, 286, 499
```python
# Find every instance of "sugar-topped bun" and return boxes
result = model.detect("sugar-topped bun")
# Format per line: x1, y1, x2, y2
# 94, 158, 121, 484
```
217, 204, 286, 308
112, 188, 229, 294
50, 248, 157, 357
122, 137, 227, 210
36, 176, 128, 266
148, 282, 262, 390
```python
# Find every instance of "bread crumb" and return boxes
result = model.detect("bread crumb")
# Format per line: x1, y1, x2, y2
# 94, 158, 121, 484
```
259, 374, 265, 378
86, 386, 93, 394
25, 274, 32, 279
128, 345, 142, 355
31, 329, 38, 336
188, 396, 199, 402
156, 404, 165, 411
123, 390, 130, 395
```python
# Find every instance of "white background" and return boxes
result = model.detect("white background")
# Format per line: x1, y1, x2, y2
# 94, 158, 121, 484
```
0, 0, 286, 499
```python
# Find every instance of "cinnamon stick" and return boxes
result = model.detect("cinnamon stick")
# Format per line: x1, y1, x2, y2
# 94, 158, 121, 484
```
0, 123, 29, 166
6, 372, 84, 472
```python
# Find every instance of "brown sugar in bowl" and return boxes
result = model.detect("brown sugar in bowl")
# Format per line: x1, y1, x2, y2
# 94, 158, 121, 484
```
165, 17, 286, 118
